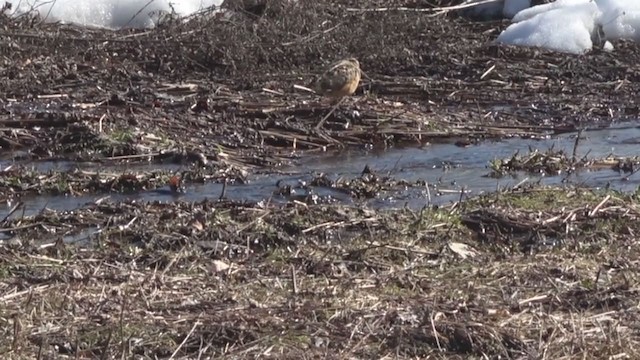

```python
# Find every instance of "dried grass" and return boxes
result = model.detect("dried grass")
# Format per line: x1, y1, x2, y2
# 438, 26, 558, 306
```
2, 185, 640, 358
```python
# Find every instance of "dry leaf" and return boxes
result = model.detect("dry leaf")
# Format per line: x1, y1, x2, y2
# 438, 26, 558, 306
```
448, 242, 478, 259
190, 219, 204, 231
212, 260, 230, 273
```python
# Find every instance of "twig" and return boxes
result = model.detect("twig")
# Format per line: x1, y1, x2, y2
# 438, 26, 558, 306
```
121, 0, 156, 29
0, 285, 50, 302
262, 88, 285, 96
281, 23, 342, 46
513, 177, 529, 189
588, 195, 610, 218
0, 223, 44, 233
1, 201, 23, 223
12, 313, 21, 351
119, 295, 128, 359
518, 294, 548, 305
316, 97, 345, 130
36, 93, 68, 99
302, 221, 339, 234
100, 328, 113, 360
572, 128, 583, 162
169, 321, 200, 359
118, 217, 138, 231
36, 335, 44, 360
219, 178, 227, 200
430, 311, 443, 352
103, 153, 160, 161
291, 265, 298, 295
346, 0, 502, 13
293, 84, 315, 94
302, 218, 378, 234
480, 64, 496, 80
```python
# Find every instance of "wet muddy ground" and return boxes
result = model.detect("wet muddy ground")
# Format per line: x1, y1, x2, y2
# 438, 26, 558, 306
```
3, 0, 640, 358
4, 121, 640, 219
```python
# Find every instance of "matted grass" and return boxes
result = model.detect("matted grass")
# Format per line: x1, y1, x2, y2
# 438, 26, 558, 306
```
1, 184, 640, 358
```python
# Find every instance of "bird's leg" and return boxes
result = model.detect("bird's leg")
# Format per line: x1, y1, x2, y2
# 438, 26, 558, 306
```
315, 97, 345, 130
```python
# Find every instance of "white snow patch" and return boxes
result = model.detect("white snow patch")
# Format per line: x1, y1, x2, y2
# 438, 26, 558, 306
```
8, 0, 224, 29
598, 0, 640, 42
603, 40, 615, 50
497, 2, 600, 54
498, 0, 640, 54
512, 0, 590, 23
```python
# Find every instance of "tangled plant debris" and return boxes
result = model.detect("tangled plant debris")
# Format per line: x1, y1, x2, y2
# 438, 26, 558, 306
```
487, 131, 640, 177
2, 185, 640, 358
2, 0, 639, 172
3, 0, 640, 358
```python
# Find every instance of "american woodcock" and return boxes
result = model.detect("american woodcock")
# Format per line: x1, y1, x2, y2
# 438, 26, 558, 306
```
314, 57, 361, 99
313, 58, 361, 129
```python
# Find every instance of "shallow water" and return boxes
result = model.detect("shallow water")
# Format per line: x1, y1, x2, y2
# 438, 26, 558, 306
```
2, 121, 640, 219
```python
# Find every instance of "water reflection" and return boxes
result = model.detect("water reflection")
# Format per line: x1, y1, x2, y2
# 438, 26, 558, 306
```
2, 121, 640, 218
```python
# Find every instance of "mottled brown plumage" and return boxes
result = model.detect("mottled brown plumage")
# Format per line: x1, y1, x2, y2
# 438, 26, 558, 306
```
315, 58, 361, 98
313, 58, 361, 130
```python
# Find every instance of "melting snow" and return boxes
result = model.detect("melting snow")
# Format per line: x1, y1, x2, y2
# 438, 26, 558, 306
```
498, 0, 640, 54
7, 0, 223, 29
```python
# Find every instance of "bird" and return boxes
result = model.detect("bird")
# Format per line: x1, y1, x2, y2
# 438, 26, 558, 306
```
313, 57, 362, 129
315, 57, 361, 99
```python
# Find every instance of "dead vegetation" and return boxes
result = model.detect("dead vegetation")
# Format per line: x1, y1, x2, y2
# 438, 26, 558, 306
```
2, 185, 640, 358
487, 128, 640, 178
2, 1, 640, 358
2, 0, 640, 171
